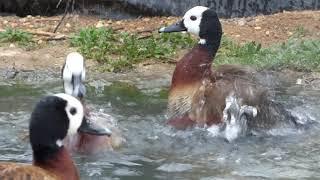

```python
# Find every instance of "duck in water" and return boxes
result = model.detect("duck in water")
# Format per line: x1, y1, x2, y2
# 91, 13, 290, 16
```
159, 6, 301, 140
62, 52, 124, 153
0, 93, 110, 179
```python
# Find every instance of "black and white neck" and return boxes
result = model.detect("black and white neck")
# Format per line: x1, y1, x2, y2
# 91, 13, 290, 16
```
197, 9, 222, 57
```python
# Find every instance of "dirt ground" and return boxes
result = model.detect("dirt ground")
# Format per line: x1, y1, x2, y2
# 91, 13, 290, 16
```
0, 10, 320, 71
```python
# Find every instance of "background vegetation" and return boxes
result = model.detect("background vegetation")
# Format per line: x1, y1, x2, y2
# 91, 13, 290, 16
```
0, 27, 319, 72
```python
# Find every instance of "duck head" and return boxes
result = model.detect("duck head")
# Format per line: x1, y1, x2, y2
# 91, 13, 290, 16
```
159, 6, 222, 53
29, 93, 111, 162
62, 52, 86, 99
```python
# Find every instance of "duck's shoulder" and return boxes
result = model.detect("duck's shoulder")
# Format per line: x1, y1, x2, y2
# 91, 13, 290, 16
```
0, 162, 58, 180
213, 64, 256, 79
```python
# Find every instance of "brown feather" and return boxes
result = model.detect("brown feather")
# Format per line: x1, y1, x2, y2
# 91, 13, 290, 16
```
0, 162, 58, 180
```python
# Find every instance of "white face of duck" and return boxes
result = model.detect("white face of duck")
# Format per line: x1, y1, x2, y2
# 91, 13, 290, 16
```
159, 6, 209, 44
62, 52, 86, 98
55, 93, 84, 137
183, 6, 209, 37
55, 93, 112, 140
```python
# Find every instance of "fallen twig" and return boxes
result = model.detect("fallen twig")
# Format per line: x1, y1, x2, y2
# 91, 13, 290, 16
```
137, 34, 153, 39
113, 27, 124, 31
53, 0, 71, 33
27, 30, 61, 36
34, 18, 60, 22
137, 29, 155, 34
0, 28, 68, 40
45, 34, 69, 41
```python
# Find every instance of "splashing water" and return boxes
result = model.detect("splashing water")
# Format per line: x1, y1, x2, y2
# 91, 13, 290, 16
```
1, 70, 320, 179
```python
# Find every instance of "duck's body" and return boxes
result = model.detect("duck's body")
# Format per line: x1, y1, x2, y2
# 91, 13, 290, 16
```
160, 6, 298, 136
62, 52, 122, 154
0, 94, 109, 179
167, 45, 287, 130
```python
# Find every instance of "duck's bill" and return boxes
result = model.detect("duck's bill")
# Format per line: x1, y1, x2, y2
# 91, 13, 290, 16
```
78, 118, 112, 136
159, 20, 187, 33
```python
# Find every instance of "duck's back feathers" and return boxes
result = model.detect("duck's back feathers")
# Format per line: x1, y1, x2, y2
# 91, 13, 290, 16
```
0, 162, 58, 180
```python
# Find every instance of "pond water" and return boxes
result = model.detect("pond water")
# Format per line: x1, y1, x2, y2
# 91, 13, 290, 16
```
0, 70, 320, 179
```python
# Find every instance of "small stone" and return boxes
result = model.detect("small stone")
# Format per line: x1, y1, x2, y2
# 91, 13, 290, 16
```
254, 26, 262, 30
115, 21, 122, 25
3, 20, 8, 24
37, 40, 43, 44
65, 23, 71, 28
9, 44, 15, 48
26, 15, 32, 18
287, 31, 293, 36
19, 18, 27, 23
238, 19, 246, 26
265, 31, 270, 36
95, 21, 104, 28
235, 34, 241, 37
143, 18, 150, 22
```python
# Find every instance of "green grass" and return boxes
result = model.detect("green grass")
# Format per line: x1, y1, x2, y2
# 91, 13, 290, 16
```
71, 27, 319, 72
291, 26, 309, 38
71, 27, 195, 72
215, 36, 320, 72
0, 28, 33, 46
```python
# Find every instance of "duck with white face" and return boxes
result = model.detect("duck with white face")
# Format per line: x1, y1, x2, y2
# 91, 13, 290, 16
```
159, 6, 301, 140
62, 52, 124, 154
0, 93, 110, 180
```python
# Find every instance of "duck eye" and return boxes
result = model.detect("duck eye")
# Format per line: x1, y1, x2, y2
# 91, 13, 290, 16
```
70, 107, 77, 115
190, 16, 197, 21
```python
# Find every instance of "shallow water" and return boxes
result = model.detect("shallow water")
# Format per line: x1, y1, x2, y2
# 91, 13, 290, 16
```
0, 72, 320, 180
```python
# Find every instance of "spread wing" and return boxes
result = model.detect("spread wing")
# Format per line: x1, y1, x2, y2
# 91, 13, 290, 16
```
0, 162, 58, 180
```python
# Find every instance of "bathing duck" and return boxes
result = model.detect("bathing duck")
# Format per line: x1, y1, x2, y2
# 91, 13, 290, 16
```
0, 93, 110, 180
159, 6, 298, 135
62, 52, 86, 99
62, 52, 123, 153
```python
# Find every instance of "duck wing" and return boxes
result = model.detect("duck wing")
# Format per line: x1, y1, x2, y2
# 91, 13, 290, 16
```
167, 85, 197, 119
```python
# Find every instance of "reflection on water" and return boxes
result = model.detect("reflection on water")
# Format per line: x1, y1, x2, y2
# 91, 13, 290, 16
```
0, 72, 320, 179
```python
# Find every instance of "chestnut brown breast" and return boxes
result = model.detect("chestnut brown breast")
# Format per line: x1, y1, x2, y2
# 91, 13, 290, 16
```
0, 148, 79, 180
171, 45, 213, 89
33, 148, 79, 180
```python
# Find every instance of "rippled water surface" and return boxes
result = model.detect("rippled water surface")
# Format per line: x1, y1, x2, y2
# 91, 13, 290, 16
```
0, 72, 320, 179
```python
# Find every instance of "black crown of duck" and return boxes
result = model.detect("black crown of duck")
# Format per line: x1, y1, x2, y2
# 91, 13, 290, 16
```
159, 6, 298, 131
0, 94, 110, 180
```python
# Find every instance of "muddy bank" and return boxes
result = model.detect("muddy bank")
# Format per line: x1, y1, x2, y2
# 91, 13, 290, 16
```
0, 46, 318, 92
